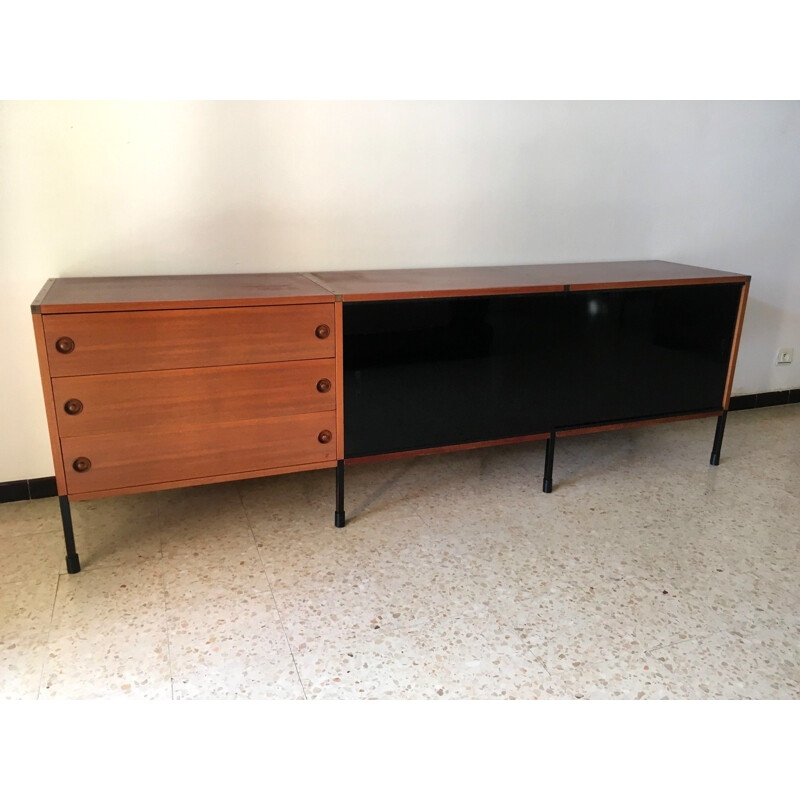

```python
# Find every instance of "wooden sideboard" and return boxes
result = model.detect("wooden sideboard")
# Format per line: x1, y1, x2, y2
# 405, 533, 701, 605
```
32, 261, 749, 574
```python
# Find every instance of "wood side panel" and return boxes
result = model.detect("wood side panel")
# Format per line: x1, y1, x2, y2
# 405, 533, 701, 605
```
722, 280, 750, 410
61, 411, 337, 495
52, 359, 336, 437
345, 432, 551, 465
43, 304, 335, 377
36, 273, 333, 313
334, 300, 344, 460
31, 313, 68, 494
66, 459, 335, 502
555, 411, 720, 438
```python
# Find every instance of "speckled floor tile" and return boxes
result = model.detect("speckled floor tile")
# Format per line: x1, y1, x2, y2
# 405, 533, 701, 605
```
536, 653, 689, 700
291, 615, 551, 699
0, 580, 57, 700
71, 494, 162, 570
345, 455, 483, 521
260, 509, 513, 639
39, 559, 171, 699
0, 496, 62, 538
255, 507, 423, 584
0, 578, 57, 641
272, 564, 503, 652
167, 592, 303, 699
0, 529, 67, 586
158, 482, 252, 551
162, 536, 271, 603
511, 572, 724, 673
642, 623, 800, 700
1, 640, 48, 699
238, 468, 334, 520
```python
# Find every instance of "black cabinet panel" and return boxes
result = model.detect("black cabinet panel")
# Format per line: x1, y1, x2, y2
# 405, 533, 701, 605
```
343, 284, 742, 459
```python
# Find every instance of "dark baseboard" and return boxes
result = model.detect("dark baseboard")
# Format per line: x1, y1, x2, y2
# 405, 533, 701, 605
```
0, 480, 30, 503
0, 476, 58, 504
2, 389, 798, 504
729, 389, 800, 411
29, 476, 58, 499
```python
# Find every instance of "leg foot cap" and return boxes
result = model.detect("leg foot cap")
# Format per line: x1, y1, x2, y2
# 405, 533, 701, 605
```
334, 511, 346, 528
66, 553, 81, 574
542, 479, 553, 494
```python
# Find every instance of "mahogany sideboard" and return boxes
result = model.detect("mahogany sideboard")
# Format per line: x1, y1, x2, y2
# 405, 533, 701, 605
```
32, 261, 749, 573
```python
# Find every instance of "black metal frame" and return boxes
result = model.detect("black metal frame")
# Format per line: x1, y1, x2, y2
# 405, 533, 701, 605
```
543, 432, 555, 493
710, 411, 727, 466
335, 460, 346, 527
59, 495, 81, 574
540, 410, 728, 493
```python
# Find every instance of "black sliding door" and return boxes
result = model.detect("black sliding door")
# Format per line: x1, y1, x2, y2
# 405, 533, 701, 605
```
343, 283, 742, 459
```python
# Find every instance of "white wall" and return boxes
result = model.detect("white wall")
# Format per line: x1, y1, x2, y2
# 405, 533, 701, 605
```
1, 100, 798, 483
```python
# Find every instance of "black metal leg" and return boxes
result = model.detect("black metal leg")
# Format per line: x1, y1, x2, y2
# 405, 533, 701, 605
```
59, 496, 81, 574
543, 433, 555, 493
710, 411, 727, 466
335, 459, 346, 527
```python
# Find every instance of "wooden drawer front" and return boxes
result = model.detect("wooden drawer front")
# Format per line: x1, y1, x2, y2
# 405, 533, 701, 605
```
43, 304, 335, 377
61, 411, 337, 494
52, 359, 336, 437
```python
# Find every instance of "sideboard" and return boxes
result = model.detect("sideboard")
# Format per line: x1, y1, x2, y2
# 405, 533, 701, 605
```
32, 261, 749, 573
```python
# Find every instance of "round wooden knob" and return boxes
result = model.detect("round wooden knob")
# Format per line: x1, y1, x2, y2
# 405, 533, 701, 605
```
55, 337, 75, 354
316, 378, 332, 393
72, 457, 91, 473
315, 324, 330, 340
64, 399, 84, 415
318, 430, 332, 444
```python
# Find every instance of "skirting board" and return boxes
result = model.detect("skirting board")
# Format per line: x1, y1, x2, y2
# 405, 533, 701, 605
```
728, 388, 800, 411
2, 389, 798, 504
0, 476, 58, 504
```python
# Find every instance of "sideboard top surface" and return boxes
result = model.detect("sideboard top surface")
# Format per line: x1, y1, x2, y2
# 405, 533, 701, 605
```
32, 273, 333, 313
32, 261, 750, 313
310, 260, 749, 301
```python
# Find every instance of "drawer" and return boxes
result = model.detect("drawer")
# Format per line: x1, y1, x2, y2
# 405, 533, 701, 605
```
52, 359, 336, 437
42, 304, 335, 377
61, 411, 337, 495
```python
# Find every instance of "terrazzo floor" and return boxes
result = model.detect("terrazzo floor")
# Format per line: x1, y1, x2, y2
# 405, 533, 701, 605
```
1, 405, 798, 700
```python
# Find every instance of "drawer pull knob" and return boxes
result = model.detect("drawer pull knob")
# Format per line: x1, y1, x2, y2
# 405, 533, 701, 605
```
55, 337, 75, 354
318, 429, 333, 444
72, 457, 92, 473
316, 378, 332, 393
64, 399, 84, 415
315, 324, 331, 340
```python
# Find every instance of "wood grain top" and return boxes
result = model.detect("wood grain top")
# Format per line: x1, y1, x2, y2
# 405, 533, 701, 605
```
32, 273, 333, 313
32, 261, 750, 312
309, 261, 749, 301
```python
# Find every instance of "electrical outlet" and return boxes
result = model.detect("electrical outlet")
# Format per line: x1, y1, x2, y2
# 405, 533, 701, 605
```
777, 348, 794, 365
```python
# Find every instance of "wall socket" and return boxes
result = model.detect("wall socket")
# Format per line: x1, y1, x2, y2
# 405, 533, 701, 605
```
777, 347, 794, 365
